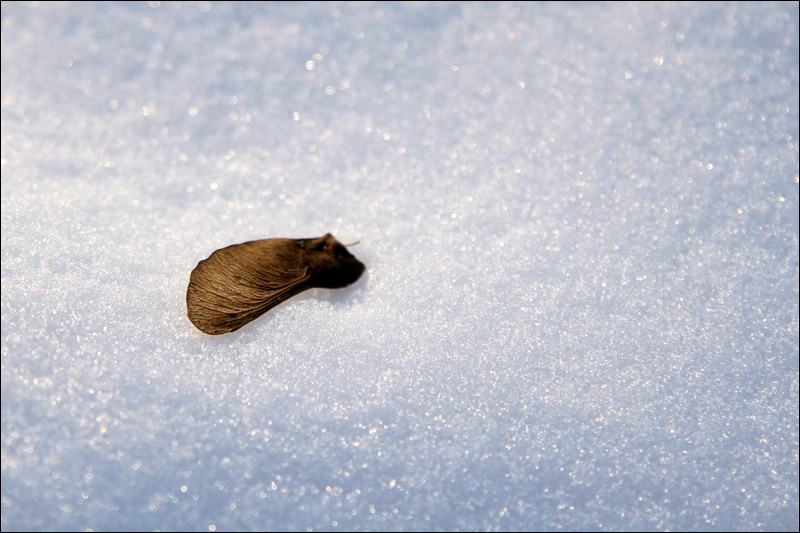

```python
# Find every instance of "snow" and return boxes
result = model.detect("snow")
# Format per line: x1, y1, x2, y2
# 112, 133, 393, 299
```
2, 1, 798, 530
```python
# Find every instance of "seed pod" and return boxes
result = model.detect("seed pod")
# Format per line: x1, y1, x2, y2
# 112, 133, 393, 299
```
187, 233, 365, 335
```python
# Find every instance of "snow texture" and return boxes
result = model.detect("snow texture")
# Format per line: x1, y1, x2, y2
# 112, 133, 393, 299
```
1, 1, 798, 531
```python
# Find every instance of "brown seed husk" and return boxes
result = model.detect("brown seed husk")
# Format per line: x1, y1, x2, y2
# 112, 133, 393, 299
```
187, 234, 364, 334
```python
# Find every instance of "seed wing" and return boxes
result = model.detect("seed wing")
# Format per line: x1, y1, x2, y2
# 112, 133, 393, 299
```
186, 239, 312, 334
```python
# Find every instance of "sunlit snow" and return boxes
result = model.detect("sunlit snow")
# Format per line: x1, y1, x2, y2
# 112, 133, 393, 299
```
2, 2, 798, 531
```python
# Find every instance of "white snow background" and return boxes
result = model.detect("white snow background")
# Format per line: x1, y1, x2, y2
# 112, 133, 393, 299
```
1, 1, 798, 531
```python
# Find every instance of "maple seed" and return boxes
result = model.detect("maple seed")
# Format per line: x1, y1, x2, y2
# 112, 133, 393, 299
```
187, 233, 365, 334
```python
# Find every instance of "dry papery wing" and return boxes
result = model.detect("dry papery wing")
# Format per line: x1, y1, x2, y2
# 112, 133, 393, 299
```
187, 238, 313, 335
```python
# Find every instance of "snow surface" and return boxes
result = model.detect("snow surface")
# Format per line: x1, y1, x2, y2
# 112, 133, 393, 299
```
1, 1, 798, 531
